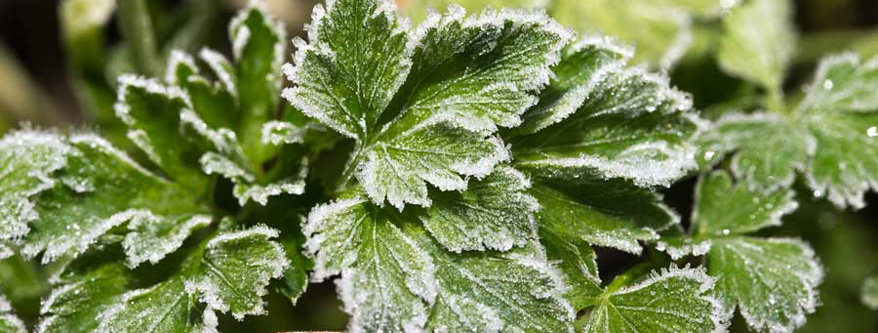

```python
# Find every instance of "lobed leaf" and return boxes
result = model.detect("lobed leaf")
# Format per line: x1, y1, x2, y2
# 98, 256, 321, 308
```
284, 0, 570, 208
539, 227, 602, 310
581, 266, 727, 333
37, 262, 131, 333
692, 171, 797, 237
95, 277, 218, 333
707, 237, 823, 333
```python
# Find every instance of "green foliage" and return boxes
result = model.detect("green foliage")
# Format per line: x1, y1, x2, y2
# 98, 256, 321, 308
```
3, 0, 878, 332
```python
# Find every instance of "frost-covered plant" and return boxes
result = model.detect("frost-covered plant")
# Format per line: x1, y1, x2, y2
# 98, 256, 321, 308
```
1, 0, 877, 332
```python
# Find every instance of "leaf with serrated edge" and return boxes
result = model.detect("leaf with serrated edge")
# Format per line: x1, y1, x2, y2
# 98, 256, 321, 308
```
0, 294, 26, 333
186, 225, 288, 320
283, 1, 570, 209
19, 134, 205, 263
510, 37, 699, 188
0, 130, 71, 243
95, 277, 218, 333
37, 263, 130, 333
305, 194, 435, 332
718, 0, 795, 92
419, 165, 539, 252
123, 214, 212, 267
529, 181, 677, 254
581, 265, 727, 333
693, 171, 797, 236
707, 237, 822, 333
862, 275, 878, 310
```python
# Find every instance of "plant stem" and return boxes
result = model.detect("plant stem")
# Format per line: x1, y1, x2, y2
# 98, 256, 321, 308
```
334, 142, 366, 194
117, 0, 160, 77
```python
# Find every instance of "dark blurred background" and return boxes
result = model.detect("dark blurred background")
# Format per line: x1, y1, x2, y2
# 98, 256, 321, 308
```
1, 0, 878, 332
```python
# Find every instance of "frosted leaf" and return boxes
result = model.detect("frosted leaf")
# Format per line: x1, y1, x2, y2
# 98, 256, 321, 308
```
419, 236, 575, 333
20, 134, 204, 263
529, 182, 678, 254
581, 265, 728, 333
799, 55, 878, 209
697, 113, 814, 193
0, 293, 26, 333
123, 214, 212, 267
514, 36, 632, 135
284, 1, 569, 208
37, 263, 130, 333
717, 0, 796, 92
0, 130, 71, 242
693, 171, 797, 236
96, 277, 217, 333
262, 120, 307, 145
418, 165, 538, 252
114, 75, 211, 189
701, 55, 878, 209
552, 0, 698, 68
707, 237, 823, 333
199, 49, 237, 97
228, 4, 287, 162
282, 0, 412, 139
306, 193, 435, 332
186, 225, 289, 320
510, 41, 699, 188
539, 227, 602, 310
655, 236, 713, 260
200, 152, 307, 206
862, 275, 878, 310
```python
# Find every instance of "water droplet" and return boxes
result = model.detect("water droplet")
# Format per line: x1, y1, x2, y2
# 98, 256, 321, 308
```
813, 189, 823, 197
867, 126, 878, 137
822, 79, 834, 90
722, 229, 730, 235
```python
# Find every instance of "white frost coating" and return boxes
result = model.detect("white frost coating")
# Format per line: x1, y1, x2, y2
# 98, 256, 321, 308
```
518, 140, 697, 188
115, 74, 192, 112
0, 294, 26, 333
0, 244, 11, 260
126, 129, 163, 166
200, 152, 253, 182
235, 178, 306, 206
69, 134, 169, 183
165, 49, 199, 85
199, 48, 237, 96
25, 209, 148, 263
261, 120, 306, 145
571, 34, 635, 60
0, 129, 72, 241
302, 197, 371, 281
192, 225, 289, 320
180, 109, 241, 155
655, 239, 712, 260
731, 238, 824, 333
123, 214, 212, 267
201, 307, 220, 333
613, 265, 729, 333
232, 26, 251, 61
228, 0, 288, 88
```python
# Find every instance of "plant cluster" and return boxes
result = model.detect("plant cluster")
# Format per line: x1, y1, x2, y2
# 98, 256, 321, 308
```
1, 0, 878, 332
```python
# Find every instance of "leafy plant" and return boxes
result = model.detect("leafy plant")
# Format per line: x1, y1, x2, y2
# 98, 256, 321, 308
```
1, 0, 878, 332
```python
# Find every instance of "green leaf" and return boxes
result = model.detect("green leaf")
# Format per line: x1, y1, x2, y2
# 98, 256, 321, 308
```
186, 225, 289, 319
581, 266, 727, 333
228, 4, 287, 163
510, 37, 699, 188
718, 0, 796, 93
707, 237, 823, 333
37, 262, 131, 333
0, 130, 72, 242
305, 190, 574, 332
0, 294, 25, 333
165, 50, 237, 131
699, 54, 878, 209
692, 171, 797, 237
199, 151, 306, 206
95, 277, 218, 333
418, 165, 539, 252
529, 182, 677, 254
306, 195, 435, 331
540, 227, 602, 310
114, 75, 212, 189
284, 1, 570, 208
697, 113, 813, 193
862, 275, 878, 310
15, 133, 205, 263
